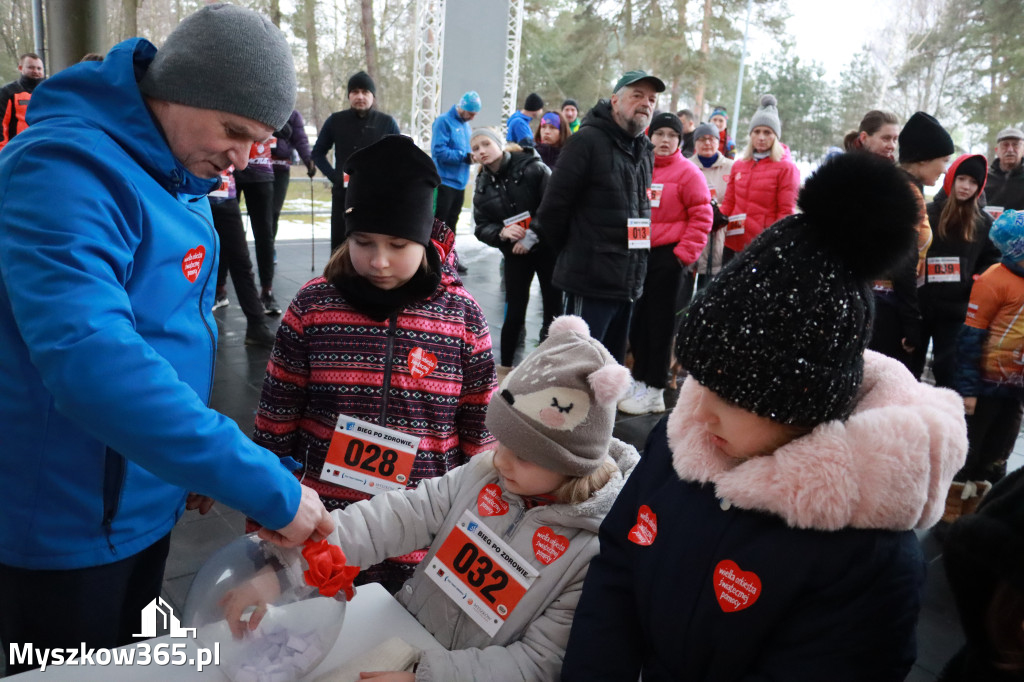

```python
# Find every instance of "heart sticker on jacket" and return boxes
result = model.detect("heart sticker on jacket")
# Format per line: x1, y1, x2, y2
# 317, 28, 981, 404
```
628, 504, 657, 546
477, 484, 509, 517
408, 347, 438, 379
533, 527, 569, 565
181, 245, 206, 283
714, 559, 761, 613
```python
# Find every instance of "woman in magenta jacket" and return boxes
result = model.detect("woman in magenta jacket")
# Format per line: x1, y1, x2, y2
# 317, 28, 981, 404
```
620, 113, 712, 415
720, 95, 800, 256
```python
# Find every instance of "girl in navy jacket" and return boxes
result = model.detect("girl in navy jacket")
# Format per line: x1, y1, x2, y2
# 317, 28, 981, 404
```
563, 153, 967, 681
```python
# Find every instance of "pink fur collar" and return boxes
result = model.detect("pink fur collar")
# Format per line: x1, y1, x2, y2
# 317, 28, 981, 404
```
667, 351, 967, 531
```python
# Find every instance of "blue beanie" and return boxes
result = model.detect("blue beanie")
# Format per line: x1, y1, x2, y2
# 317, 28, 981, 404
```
459, 91, 482, 113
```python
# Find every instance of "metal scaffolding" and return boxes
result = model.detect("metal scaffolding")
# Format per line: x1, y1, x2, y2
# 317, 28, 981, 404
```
410, 0, 446, 149
501, 0, 524, 124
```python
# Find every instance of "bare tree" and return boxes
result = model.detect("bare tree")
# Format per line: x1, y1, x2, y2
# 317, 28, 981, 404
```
359, 0, 378, 81
302, 0, 326, 128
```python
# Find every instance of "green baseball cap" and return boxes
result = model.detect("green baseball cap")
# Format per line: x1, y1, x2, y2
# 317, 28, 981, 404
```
613, 70, 666, 93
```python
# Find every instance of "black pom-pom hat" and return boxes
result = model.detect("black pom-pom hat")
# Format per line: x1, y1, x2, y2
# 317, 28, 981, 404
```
675, 152, 921, 427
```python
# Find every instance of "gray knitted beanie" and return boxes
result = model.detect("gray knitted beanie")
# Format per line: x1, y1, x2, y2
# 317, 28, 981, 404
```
749, 94, 781, 137
140, 3, 296, 131
486, 316, 631, 477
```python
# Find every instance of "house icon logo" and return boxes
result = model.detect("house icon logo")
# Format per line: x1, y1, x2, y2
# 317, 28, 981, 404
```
133, 597, 197, 639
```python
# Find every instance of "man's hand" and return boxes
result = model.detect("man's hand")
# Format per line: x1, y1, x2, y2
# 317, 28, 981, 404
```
258, 485, 333, 547
304, 158, 316, 178
186, 493, 215, 515
963, 396, 977, 416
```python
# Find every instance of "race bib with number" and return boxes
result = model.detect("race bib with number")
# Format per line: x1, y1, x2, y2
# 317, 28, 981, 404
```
627, 218, 651, 250
984, 205, 1005, 221
503, 211, 532, 230
725, 213, 746, 237
926, 256, 961, 283
321, 415, 420, 495
648, 184, 664, 208
427, 510, 539, 636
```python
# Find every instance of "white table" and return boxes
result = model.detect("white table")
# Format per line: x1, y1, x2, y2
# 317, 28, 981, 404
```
9, 583, 441, 681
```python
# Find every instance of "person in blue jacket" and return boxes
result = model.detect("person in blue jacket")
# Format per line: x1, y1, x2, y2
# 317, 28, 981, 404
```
506, 91, 543, 147
562, 153, 968, 681
0, 4, 332, 673
431, 92, 480, 231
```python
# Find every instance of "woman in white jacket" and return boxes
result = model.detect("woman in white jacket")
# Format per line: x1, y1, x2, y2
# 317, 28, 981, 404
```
227, 316, 638, 681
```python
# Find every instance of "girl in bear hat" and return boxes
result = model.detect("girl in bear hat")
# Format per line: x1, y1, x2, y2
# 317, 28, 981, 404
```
918, 154, 1000, 388
562, 152, 967, 680
719, 94, 800, 256
227, 316, 639, 681
252, 135, 497, 591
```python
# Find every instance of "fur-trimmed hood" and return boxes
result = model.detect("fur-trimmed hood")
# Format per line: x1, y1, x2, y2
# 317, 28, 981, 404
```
667, 350, 967, 531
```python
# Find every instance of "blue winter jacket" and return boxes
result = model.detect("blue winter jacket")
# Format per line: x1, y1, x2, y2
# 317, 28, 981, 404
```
431, 104, 471, 190
505, 110, 533, 147
0, 38, 301, 570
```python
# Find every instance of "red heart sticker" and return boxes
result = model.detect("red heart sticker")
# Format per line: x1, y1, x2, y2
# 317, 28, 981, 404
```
477, 484, 509, 517
627, 505, 657, 546
408, 347, 438, 379
533, 526, 569, 565
181, 245, 206, 283
714, 560, 761, 613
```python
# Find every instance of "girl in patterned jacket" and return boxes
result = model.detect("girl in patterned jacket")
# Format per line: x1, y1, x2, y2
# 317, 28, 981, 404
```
253, 136, 497, 590
226, 315, 639, 681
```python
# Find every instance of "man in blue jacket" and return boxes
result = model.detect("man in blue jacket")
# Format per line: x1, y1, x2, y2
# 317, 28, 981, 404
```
431, 91, 480, 272
506, 91, 543, 147
0, 4, 332, 672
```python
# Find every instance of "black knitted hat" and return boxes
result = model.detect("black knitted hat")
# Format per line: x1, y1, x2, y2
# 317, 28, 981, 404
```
943, 468, 1024, 661
675, 152, 920, 427
343, 135, 439, 246
648, 112, 683, 139
347, 70, 376, 96
524, 92, 544, 112
898, 111, 954, 163
949, 154, 988, 195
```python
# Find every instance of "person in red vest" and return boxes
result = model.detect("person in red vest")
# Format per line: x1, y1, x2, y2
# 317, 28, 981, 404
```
0, 53, 45, 151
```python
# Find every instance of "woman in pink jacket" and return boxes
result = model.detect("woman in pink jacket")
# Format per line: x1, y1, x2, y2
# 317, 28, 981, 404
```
720, 95, 800, 256
620, 113, 712, 415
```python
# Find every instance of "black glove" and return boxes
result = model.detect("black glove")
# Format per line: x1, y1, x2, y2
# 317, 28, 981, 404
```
304, 158, 316, 178
711, 200, 730, 231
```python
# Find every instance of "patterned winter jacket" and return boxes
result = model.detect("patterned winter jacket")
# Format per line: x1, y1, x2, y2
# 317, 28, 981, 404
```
650, 149, 713, 265
720, 146, 800, 252
253, 227, 497, 510
956, 259, 1024, 400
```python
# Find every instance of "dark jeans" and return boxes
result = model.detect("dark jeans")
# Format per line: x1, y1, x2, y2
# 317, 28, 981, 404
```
434, 184, 465, 233
564, 292, 633, 364
330, 185, 347, 253
868, 300, 915, 373
959, 395, 1024, 483
236, 180, 276, 289
271, 164, 291, 241
630, 245, 684, 389
212, 199, 266, 324
501, 248, 561, 367
913, 315, 962, 388
0, 533, 171, 675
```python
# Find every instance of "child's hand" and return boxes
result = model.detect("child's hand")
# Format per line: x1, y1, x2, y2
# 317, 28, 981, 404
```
218, 566, 282, 639
358, 672, 415, 682
185, 493, 215, 515
963, 396, 977, 415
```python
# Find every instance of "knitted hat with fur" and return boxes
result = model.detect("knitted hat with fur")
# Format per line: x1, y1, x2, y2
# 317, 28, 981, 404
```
675, 152, 920, 427
486, 316, 631, 476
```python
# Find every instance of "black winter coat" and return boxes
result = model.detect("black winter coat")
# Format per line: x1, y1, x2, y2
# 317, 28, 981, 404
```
985, 158, 1024, 211
311, 108, 400, 186
921, 195, 999, 321
473, 150, 550, 257
535, 100, 654, 301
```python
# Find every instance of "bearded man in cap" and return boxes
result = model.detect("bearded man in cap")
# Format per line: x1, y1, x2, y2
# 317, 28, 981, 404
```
312, 70, 401, 251
535, 70, 663, 362
0, 4, 333, 670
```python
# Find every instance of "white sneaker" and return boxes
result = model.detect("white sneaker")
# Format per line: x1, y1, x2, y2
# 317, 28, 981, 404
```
212, 295, 229, 311
618, 385, 666, 415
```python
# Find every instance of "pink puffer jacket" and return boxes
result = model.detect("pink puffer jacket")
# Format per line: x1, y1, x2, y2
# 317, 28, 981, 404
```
720, 149, 800, 252
650, 149, 714, 265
